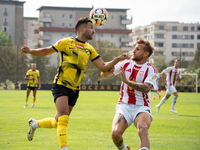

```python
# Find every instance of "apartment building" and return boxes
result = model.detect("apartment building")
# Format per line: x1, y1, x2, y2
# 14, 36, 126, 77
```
24, 17, 39, 48
35, 6, 132, 66
0, 0, 24, 46
131, 21, 200, 65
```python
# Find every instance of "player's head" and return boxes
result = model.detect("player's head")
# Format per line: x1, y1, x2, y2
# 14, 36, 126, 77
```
75, 17, 95, 40
174, 59, 180, 68
131, 38, 155, 61
31, 63, 36, 71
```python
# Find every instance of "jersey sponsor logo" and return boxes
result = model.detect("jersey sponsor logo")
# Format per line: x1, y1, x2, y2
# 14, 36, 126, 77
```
138, 71, 144, 76
75, 44, 84, 48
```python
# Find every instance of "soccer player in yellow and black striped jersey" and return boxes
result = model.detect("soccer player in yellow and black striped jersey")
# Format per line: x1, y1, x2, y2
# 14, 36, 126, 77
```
24, 63, 41, 108
21, 17, 130, 150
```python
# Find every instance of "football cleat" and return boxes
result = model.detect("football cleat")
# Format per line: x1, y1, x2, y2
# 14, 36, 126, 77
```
170, 109, 178, 114
31, 104, 35, 108
152, 98, 155, 100
158, 95, 161, 99
24, 103, 28, 108
126, 145, 130, 150
27, 118, 36, 141
156, 105, 160, 113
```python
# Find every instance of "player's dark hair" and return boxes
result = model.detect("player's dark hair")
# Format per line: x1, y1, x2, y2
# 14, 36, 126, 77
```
75, 17, 92, 31
136, 38, 155, 57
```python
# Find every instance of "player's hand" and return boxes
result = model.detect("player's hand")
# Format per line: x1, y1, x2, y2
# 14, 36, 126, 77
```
38, 85, 41, 89
21, 45, 31, 54
120, 67, 128, 84
117, 53, 130, 61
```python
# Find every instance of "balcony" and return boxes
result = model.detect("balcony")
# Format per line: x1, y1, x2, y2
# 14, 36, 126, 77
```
151, 30, 166, 34
39, 35, 52, 41
154, 47, 166, 50
39, 17, 52, 23
120, 15, 132, 25
150, 55, 166, 59
153, 38, 166, 42
120, 37, 132, 43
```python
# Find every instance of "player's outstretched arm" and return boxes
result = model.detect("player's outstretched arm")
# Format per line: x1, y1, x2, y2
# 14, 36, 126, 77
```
120, 67, 153, 94
21, 45, 55, 57
93, 53, 130, 72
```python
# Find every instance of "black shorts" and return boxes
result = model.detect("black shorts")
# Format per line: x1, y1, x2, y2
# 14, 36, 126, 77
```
27, 86, 38, 91
52, 84, 79, 107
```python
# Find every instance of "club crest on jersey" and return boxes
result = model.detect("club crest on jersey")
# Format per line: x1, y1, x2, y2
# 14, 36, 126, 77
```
138, 71, 144, 76
55, 40, 61, 46
76, 44, 84, 48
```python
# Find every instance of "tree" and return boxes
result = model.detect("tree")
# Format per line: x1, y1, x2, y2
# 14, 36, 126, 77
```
82, 39, 124, 85
152, 54, 168, 73
0, 30, 28, 83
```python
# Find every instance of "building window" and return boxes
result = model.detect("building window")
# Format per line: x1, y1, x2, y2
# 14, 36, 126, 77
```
191, 26, 194, 31
111, 25, 114, 29
4, 8, 8, 16
69, 33, 73, 36
197, 35, 200, 39
172, 52, 178, 56
98, 33, 103, 37
46, 14, 50, 18
190, 35, 194, 39
183, 26, 188, 31
172, 35, 177, 39
190, 44, 194, 48
62, 14, 65, 19
121, 25, 125, 29
61, 32, 65, 36
198, 26, 200, 31
183, 35, 188, 39
69, 23, 73, 28
69, 14, 73, 19
29, 31, 32, 35
182, 43, 188, 48
158, 34, 164, 39
111, 34, 113, 38
172, 43, 177, 48
45, 23, 50, 27
172, 26, 177, 30
111, 16, 114, 20
159, 26, 164, 30
29, 23, 34, 27
4, 27, 7, 32
61, 23, 65, 28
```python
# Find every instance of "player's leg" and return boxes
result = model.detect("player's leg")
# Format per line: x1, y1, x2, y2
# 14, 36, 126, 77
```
112, 113, 129, 150
134, 112, 151, 150
171, 90, 178, 113
55, 96, 70, 150
156, 90, 170, 113
32, 89, 37, 107
152, 92, 155, 100
24, 88, 31, 108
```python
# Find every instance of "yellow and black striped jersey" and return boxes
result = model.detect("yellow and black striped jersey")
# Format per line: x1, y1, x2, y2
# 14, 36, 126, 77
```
53, 37, 99, 90
26, 69, 40, 87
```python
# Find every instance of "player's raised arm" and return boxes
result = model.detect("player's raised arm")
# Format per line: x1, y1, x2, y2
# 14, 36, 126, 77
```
21, 45, 55, 57
92, 53, 130, 72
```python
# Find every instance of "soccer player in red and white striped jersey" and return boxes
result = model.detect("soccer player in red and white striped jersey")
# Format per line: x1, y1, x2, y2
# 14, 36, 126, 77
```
156, 59, 182, 114
101, 38, 158, 150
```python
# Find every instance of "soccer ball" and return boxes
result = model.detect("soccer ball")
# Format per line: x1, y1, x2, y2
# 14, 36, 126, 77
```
89, 8, 108, 26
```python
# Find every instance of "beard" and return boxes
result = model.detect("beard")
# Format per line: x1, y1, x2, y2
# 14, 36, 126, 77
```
131, 54, 143, 61
83, 29, 93, 40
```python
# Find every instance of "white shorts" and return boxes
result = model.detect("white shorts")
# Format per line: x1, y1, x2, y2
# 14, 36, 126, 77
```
152, 85, 158, 90
115, 103, 152, 127
166, 85, 177, 95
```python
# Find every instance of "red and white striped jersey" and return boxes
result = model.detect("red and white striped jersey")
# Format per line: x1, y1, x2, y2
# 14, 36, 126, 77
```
114, 60, 158, 107
163, 66, 182, 86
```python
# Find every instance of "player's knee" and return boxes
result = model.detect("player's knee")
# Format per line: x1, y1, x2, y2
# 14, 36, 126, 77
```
137, 124, 149, 137
112, 129, 121, 140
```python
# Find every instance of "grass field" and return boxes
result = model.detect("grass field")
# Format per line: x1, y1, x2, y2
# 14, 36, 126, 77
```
0, 90, 199, 150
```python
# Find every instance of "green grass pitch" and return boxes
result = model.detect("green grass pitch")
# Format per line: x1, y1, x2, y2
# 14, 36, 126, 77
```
0, 90, 199, 150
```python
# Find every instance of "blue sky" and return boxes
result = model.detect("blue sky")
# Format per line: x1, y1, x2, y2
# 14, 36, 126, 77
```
20, 0, 200, 29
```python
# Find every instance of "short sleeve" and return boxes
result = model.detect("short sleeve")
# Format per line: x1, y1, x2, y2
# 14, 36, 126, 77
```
89, 45, 99, 61
53, 38, 66, 52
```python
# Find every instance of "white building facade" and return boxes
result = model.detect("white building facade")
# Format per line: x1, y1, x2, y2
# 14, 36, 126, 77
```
131, 21, 200, 65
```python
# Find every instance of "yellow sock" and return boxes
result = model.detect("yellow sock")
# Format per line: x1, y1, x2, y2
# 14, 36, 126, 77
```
57, 115, 69, 148
33, 97, 36, 104
37, 118, 57, 128
26, 96, 29, 103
